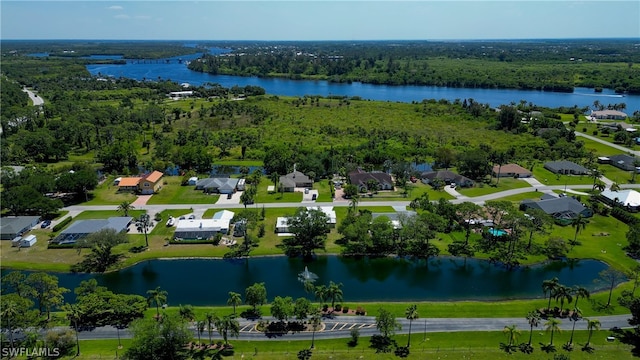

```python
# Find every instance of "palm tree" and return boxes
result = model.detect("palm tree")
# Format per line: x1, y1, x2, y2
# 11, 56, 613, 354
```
1, 301, 18, 348
573, 286, 590, 309
326, 281, 344, 310
568, 307, 582, 346
405, 304, 419, 348
196, 320, 205, 345
314, 285, 327, 306
117, 201, 134, 217
309, 309, 322, 349
585, 318, 601, 346
526, 311, 541, 346
542, 277, 560, 311
348, 194, 359, 214
591, 167, 603, 191
555, 285, 573, 314
544, 318, 562, 346
205, 312, 216, 344
215, 315, 240, 346
502, 324, 520, 349
146, 286, 168, 319
63, 303, 83, 356
571, 214, 589, 243
303, 280, 316, 296
135, 213, 151, 247
227, 291, 242, 316
178, 304, 195, 323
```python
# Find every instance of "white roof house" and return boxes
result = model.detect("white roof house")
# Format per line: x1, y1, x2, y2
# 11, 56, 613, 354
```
600, 189, 640, 209
307, 206, 337, 226
276, 217, 290, 233
174, 218, 232, 239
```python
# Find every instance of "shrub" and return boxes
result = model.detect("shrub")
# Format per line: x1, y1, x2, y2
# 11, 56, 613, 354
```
258, 223, 266, 238
322, 304, 329, 312
334, 304, 342, 312
342, 306, 349, 313
611, 207, 639, 225
356, 306, 366, 315
52, 216, 73, 232
154, 213, 162, 222
592, 130, 599, 136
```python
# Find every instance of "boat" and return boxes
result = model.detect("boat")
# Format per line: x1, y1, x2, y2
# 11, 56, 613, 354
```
166, 217, 175, 227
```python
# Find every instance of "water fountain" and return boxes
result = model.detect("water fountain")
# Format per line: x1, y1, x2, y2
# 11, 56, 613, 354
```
298, 266, 318, 283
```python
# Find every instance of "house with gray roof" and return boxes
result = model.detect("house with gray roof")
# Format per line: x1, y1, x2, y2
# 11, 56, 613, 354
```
0, 216, 41, 240
544, 161, 589, 175
196, 177, 240, 194
349, 169, 394, 192
53, 217, 133, 245
520, 196, 592, 225
421, 170, 474, 188
608, 154, 640, 172
280, 171, 313, 192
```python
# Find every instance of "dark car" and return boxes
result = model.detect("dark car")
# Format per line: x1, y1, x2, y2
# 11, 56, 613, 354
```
41, 220, 51, 228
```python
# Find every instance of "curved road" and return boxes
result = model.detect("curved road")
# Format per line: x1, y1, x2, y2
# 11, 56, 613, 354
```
22, 87, 44, 106
575, 130, 640, 157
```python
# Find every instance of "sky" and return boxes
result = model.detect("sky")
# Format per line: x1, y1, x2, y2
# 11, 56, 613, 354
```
1, 1, 639, 41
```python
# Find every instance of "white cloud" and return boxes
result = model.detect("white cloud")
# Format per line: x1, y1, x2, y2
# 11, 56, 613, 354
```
107, 5, 123, 11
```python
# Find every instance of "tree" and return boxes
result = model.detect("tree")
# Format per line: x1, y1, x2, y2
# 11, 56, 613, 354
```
585, 318, 601, 346
1, 299, 19, 348
309, 309, 322, 349
240, 185, 256, 208
281, 207, 330, 258
457, 202, 481, 244
245, 282, 267, 313
570, 214, 589, 243
554, 285, 573, 314
205, 312, 216, 344
405, 304, 419, 348
326, 281, 344, 309
501, 324, 520, 353
591, 167, 603, 191
62, 303, 83, 356
567, 307, 582, 347
72, 228, 129, 272
270, 296, 294, 322
146, 286, 168, 319
25, 272, 69, 320
117, 201, 134, 216
215, 314, 240, 345
135, 213, 152, 247
124, 314, 191, 360
314, 285, 327, 305
542, 277, 560, 311
343, 184, 359, 199
196, 320, 205, 345
526, 311, 541, 347
544, 318, 562, 346
178, 304, 194, 323
375, 308, 401, 339
597, 268, 625, 307
573, 286, 590, 309
227, 291, 242, 315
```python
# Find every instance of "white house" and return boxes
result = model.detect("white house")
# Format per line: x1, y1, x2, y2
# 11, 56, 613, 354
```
276, 217, 290, 233
600, 189, 640, 211
307, 206, 337, 227
174, 210, 235, 239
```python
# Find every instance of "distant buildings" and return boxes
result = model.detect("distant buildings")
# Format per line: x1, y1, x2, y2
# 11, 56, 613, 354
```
520, 194, 592, 225
421, 170, 474, 187
492, 164, 532, 178
543, 161, 589, 176
116, 171, 164, 195
600, 189, 640, 212
591, 110, 628, 120
173, 210, 235, 240
280, 171, 313, 192
349, 169, 394, 192
0, 216, 40, 240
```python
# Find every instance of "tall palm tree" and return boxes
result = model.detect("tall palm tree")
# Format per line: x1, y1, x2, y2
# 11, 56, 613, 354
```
555, 285, 573, 314
135, 213, 151, 247
502, 324, 520, 348
542, 277, 560, 311
117, 201, 134, 217
205, 312, 216, 345
314, 285, 327, 306
544, 318, 562, 346
585, 318, 601, 346
326, 281, 344, 309
526, 310, 541, 346
573, 286, 590, 309
197, 320, 205, 345
568, 307, 582, 346
571, 214, 589, 243
178, 304, 195, 323
405, 304, 419, 348
227, 292, 242, 316
215, 315, 240, 345
1, 301, 18, 348
309, 309, 322, 349
591, 167, 603, 191
348, 194, 359, 214
146, 286, 168, 319
63, 303, 83, 356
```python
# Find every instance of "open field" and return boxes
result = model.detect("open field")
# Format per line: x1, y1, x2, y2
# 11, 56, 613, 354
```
532, 166, 594, 186
457, 178, 531, 197
146, 176, 220, 205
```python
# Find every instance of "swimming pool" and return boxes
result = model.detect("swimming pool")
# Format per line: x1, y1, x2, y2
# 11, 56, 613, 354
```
489, 228, 507, 236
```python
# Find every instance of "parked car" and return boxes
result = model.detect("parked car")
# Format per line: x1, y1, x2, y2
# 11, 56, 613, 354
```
41, 220, 51, 228
227, 193, 233, 199
450, 183, 456, 188
188, 215, 196, 220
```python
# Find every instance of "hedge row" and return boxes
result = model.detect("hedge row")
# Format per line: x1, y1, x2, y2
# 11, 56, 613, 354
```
611, 207, 639, 225
52, 216, 73, 232
169, 240, 218, 245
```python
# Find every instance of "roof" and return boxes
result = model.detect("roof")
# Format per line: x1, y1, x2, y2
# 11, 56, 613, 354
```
144, 171, 164, 183
601, 189, 640, 207
280, 171, 312, 187
592, 110, 628, 117
544, 161, 589, 173
276, 217, 289, 228
175, 218, 230, 232
0, 216, 40, 235
608, 154, 638, 170
492, 163, 531, 175
421, 170, 473, 184
521, 197, 588, 218
349, 170, 393, 188
60, 217, 133, 235
306, 206, 337, 224
118, 177, 141, 187
213, 210, 235, 222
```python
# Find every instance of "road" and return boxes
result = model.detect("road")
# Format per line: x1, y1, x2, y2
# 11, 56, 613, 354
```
575, 130, 640, 157
60, 314, 629, 341
22, 87, 44, 106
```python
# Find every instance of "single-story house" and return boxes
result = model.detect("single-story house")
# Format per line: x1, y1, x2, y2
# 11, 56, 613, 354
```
196, 177, 240, 194
421, 170, 474, 188
168, 90, 194, 99
543, 161, 589, 175
117, 176, 142, 192
280, 171, 313, 192
597, 157, 610, 164
492, 163, 532, 178
276, 217, 290, 233
53, 217, 133, 245
600, 189, 640, 212
371, 211, 417, 229
174, 210, 234, 240
307, 206, 337, 227
117, 171, 164, 194
608, 154, 640, 172
349, 169, 394, 192
591, 110, 628, 120
520, 196, 592, 225
0, 216, 41, 240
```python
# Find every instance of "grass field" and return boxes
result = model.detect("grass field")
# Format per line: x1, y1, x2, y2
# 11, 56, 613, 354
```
146, 176, 220, 204
489, 191, 546, 203
84, 177, 137, 205
72, 210, 146, 221
358, 182, 454, 202
457, 178, 531, 197
580, 137, 630, 157
532, 166, 594, 186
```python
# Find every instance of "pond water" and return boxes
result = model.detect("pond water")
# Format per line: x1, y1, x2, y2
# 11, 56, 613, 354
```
17, 256, 611, 306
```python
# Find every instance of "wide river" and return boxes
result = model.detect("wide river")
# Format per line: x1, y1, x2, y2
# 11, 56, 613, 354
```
19, 256, 611, 306
85, 50, 640, 112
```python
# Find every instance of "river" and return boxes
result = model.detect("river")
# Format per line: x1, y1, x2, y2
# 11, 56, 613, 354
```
84, 49, 640, 112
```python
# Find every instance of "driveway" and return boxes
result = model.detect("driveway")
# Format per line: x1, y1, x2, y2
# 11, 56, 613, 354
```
444, 185, 468, 200
216, 192, 241, 205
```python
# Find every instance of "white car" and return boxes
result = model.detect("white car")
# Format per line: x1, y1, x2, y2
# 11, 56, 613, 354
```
450, 183, 456, 188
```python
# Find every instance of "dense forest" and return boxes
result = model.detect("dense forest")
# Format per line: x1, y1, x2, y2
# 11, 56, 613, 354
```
188, 40, 640, 93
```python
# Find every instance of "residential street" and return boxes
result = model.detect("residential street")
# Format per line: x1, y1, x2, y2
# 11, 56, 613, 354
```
575, 130, 640, 157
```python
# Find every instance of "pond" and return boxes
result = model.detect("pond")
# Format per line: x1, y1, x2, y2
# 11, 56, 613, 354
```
21, 256, 612, 306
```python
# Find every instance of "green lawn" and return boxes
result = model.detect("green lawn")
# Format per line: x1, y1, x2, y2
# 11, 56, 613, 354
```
313, 179, 333, 202
84, 176, 137, 205
255, 181, 303, 203
359, 183, 454, 202
600, 164, 636, 184
146, 176, 220, 205
457, 178, 531, 197
150, 209, 193, 236
72, 210, 146, 221
490, 191, 545, 203
580, 137, 630, 156
532, 166, 594, 186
